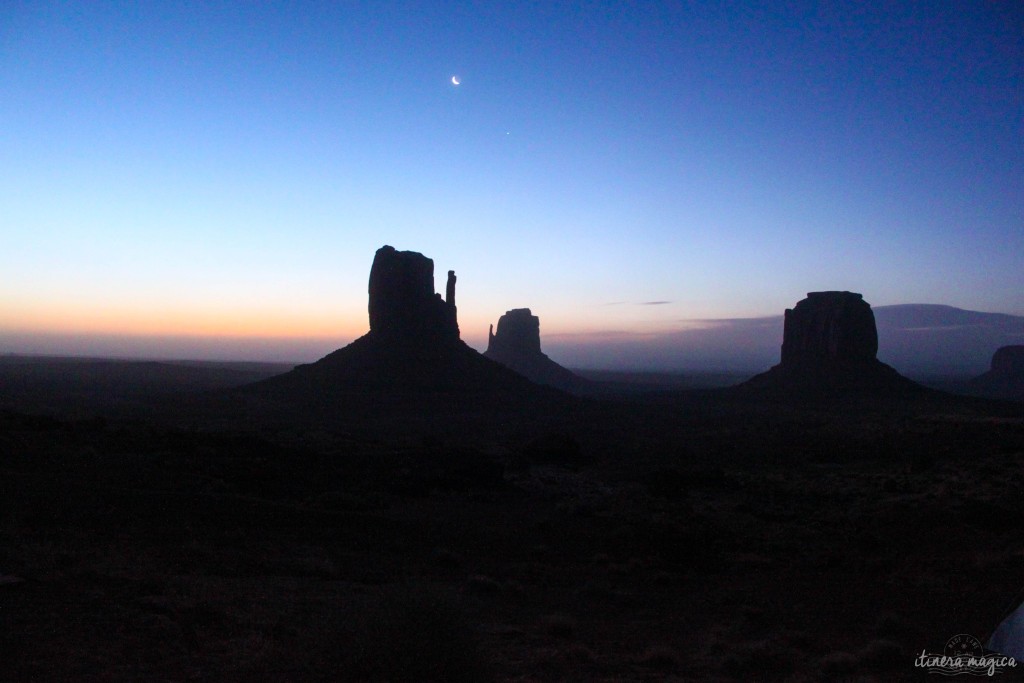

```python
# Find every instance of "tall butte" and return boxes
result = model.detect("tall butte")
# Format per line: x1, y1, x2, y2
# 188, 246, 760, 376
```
743, 291, 919, 394
967, 345, 1024, 401
249, 246, 560, 404
483, 308, 587, 393
367, 246, 459, 344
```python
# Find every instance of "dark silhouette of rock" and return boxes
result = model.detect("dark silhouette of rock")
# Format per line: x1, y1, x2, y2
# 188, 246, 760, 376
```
780, 291, 877, 365
991, 346, 1024, 375
367, 246, 458, 342
488, 309, 542, 357
483, 308, 589, 393
446, 270, 456, 308
743, 291, 920, 395
966, 345, 1024, 401
247, 246, 565, 414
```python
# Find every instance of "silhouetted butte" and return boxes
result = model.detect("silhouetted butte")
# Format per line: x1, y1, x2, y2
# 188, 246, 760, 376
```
483, 308, 589, 393
742, 291, 920, 395
368, 246, 459, 344
248, 246, 561, 411
967, 345, 1024, 401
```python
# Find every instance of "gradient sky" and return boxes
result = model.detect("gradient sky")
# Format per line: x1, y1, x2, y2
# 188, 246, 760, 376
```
1, 2, 1021, 364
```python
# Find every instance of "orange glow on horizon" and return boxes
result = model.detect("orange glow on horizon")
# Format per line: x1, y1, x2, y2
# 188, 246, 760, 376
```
2, 299, 712, 347
0, 302, 368, 340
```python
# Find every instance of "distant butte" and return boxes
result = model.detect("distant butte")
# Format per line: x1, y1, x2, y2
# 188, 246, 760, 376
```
483, 308, 588, 393
967, 345, 1024, 401
990, 345, 1024, 376
247, 246, 564, 410
742, 291, 920, 395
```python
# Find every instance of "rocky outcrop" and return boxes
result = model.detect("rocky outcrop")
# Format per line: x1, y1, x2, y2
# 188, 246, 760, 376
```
966, 346, 1024, 401
248, 246, 565, 411
743, 291, 919, 395
446, 270, 456, 308
488, 309, 542, 357
991, 346, 1024, 376
780, 291, 877, 365
367, 246, 458, 343
484, 308, 587, 393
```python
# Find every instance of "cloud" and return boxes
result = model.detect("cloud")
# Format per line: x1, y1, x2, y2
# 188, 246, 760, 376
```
601, 300, 673, 307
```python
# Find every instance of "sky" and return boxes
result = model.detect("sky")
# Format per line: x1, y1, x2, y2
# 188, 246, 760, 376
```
1, 1, 1021, 367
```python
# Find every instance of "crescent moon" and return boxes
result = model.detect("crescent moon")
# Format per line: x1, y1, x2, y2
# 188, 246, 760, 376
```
451, 76, 460, 86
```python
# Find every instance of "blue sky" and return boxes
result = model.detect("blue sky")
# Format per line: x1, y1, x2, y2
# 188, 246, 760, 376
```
1, 1, 1021, 364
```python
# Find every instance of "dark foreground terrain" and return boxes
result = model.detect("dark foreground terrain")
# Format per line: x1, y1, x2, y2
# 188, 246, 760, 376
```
2, 357, 1024, 681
